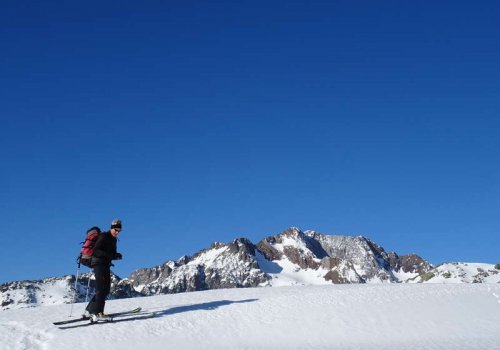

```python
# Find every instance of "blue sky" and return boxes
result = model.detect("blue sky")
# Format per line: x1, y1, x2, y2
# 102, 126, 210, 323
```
1, 1, 499, 283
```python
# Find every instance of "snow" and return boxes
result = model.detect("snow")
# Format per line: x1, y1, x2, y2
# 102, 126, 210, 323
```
190, 246, 229, 267
1, 284, 499, 350
392, 269, 420, 282
2, 278, 74, 309
256, 252, 330, 286
280, 236, 308, 250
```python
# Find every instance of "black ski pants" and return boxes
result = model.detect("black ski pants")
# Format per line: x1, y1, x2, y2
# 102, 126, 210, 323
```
86, 264, 111, 315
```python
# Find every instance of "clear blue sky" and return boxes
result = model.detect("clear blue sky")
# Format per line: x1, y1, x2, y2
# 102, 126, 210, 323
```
1, 1, 499, 283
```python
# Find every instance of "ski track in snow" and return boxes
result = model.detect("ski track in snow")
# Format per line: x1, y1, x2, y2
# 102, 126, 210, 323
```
492, 293, 500, 303
1, 284, 500, 350
487, 285, 500, 304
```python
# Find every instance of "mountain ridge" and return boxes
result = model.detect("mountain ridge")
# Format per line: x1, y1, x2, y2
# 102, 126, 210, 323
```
2, 227, 499, 310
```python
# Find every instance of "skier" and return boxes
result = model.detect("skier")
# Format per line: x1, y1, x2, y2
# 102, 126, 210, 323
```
85, 219, 123, 322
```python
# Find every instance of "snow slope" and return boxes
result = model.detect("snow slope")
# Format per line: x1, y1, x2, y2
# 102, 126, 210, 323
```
1, 284, 500, 350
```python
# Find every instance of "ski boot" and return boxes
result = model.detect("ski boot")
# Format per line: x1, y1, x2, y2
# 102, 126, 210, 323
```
90, 312, 113, 323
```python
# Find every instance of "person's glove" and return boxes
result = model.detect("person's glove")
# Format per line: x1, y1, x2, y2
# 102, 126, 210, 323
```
114, 253, 123, 260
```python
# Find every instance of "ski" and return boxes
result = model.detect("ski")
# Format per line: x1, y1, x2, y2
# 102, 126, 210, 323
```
58, 312, 156, 329
53, 307, 142, 325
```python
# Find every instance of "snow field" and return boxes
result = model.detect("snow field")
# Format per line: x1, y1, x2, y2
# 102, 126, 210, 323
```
0, 284, 499, 350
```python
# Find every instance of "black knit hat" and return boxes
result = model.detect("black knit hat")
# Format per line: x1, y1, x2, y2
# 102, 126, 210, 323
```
111, 219, 122, 230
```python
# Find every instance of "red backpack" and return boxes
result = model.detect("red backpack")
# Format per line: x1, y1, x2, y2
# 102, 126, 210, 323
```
78, 226, 101, 267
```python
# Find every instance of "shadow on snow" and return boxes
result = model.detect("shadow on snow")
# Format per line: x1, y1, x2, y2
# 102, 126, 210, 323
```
153, 299, 259, 317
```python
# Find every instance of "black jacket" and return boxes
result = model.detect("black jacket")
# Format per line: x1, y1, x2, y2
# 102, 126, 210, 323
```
91, 231, 118, 266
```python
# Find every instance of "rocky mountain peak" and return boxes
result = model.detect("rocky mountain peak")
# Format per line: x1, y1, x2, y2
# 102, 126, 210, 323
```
387, 253, 432, 275
281, 227, 304, 238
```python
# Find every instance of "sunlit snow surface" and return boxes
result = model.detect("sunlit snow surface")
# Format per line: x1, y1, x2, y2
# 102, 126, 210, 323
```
1, 284, 499, 350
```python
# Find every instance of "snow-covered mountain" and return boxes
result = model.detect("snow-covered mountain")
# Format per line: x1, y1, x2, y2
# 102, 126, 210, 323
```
408, 262, 500, 283
122, 227, 433, 295
124, 237, 269, 296
0, 273, 141, 311
258, 228, 432, 284
2, 227, 498, 311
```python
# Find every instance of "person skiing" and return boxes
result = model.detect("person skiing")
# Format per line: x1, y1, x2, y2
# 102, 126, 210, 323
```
85, 219, 123, 322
